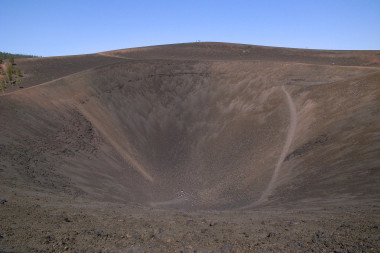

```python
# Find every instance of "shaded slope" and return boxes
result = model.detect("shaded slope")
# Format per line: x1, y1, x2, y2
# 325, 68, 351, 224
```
1, 50, 379, 210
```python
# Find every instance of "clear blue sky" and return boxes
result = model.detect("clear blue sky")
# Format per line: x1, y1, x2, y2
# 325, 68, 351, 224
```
1, 0, 380, 56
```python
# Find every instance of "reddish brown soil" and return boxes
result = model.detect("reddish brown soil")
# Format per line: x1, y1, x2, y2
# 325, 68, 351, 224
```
0, 42, 380, 252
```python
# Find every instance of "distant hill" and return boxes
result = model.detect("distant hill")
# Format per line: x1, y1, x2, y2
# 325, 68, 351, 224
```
0, 51, 39, 60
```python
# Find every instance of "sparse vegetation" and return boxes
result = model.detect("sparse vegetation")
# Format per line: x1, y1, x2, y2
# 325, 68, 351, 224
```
6, 62, 14, 81
0, 57, 26, 93
15, 76, 21, 85
16, 68, 22, 76
0, 51, 39, 59
9, 56, 14, 65
0, 78, 5, 94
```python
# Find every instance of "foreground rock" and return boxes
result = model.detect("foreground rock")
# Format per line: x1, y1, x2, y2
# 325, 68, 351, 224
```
0, 194, 379, 252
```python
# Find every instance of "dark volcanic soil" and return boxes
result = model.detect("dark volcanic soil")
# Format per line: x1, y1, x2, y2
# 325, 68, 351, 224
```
1, 194, 379, 253
1, 42, 380, 252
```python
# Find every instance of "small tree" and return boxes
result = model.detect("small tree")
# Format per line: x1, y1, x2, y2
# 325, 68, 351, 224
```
9, 56, 14, 65
0, 79, 5, 94
15, 76, 21, 88
0, 57, 3, 64
6, 63, 13, 82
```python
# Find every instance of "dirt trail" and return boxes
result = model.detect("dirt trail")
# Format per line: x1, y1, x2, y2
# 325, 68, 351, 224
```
0, 69, 91, 97
97, 52, 133, 60
241, 85, 297, 209
259, 85, 297, 202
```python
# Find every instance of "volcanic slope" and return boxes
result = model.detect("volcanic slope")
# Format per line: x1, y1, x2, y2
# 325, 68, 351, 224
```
1, 43, 380, 211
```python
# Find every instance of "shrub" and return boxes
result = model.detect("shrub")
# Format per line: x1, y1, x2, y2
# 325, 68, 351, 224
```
0, 78, 5, 93
6, 63, 13, 81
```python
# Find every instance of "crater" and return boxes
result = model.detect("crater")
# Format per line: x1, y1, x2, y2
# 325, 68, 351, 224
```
1, 44, 380, 211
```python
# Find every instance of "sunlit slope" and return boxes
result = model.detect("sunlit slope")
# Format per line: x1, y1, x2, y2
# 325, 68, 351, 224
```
8, 54, 125, 92
103, 42, 380, 66
1, 56, 379, 209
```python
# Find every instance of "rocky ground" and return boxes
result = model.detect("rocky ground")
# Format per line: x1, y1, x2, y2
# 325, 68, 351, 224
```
1, 191, 379, 252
